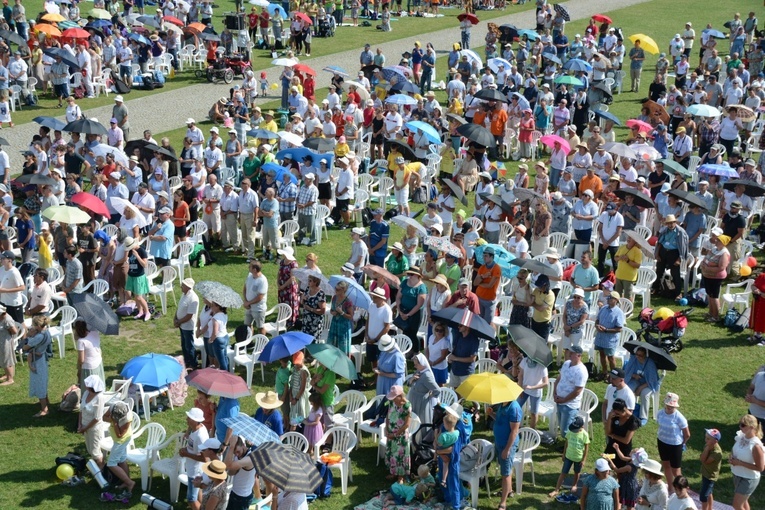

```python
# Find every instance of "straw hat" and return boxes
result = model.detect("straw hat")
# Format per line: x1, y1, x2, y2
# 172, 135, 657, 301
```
256, 390, 284, 410
369, 287, 387, 300
431, 274, 449, 288
202, 460, 228, 481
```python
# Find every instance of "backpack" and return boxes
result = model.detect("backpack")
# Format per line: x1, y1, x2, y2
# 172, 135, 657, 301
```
114, 79, 131, 94
55, 452, 87, 474
59, 385, 81, 412
728, 308, 750, 333
313, 461, 333, 498
724, 308, 741, 328
362, 207, 373, 227
141, 73, 155, 91
459, 442, 480, 472
153, 69, 166, 87
411, 186, 427, 204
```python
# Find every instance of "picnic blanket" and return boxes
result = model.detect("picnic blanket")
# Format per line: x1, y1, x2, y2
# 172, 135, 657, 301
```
354, 494, 447, 510
688, 489, 733, 510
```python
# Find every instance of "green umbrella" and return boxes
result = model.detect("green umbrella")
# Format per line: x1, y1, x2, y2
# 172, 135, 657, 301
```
554, 75, 584, 87
306, 343, 358, 380
506, 324, 553, 366
655, 158, 692, 178
42, 205, 92, 224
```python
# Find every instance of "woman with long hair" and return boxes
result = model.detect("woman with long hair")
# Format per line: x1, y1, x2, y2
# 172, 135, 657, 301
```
75, 319, 105, 389
328, 280, 354, 356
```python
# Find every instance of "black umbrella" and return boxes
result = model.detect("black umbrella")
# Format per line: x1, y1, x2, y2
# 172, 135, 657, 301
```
442, 178, 468, 206
666, 189, 708, 211
506, 324, 553, 366
30, 174, 56, 186
723, 179, 765, 198
63, 118, 108, 135
475, 88, 509, 103
481, 193, 514, 215
615, 188, 656, 209
593, 81, 613, 98
250, 442, 322, 493
360, 64, 382, 81
198, 31, 221, 42
623, 341, 677, 371
302, 137, 336, 152
33, 116, 67, 131
69, 292, 120, 335
446, 113, 467, 125
0, 29, 25, 46
153, 146, 179, 162
456, 123, 496, 148
432, 307, 496, 341
390, 80, 419, 94
385, 139, 418, 162
124, 139, 156, 162
43, 47, 80, 70
554, 3, 571, 21
509, 258, 558, 277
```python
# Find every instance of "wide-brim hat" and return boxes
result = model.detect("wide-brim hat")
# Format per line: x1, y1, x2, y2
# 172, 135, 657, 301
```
431, 274, 449, 288
256, 390, 284, 409
202, 460, 228, 480
369, 287, 387, 300
379, 334, 396, 352
640, 459, 664, 477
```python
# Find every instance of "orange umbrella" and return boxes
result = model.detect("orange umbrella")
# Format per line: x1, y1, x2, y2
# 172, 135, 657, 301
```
62, 28, 90, 39
188, 22, 206, 33
35, 23, 62, 37
41, 13, 66, 22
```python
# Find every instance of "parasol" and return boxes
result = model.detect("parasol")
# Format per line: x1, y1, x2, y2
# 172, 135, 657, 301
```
456, 123, 495, 148
615, 188, 656, 209
698, 163, 739, 178
441, 177, 468, 206
291, 268, 334, 295
404, 121, 441, 144
685, 104, 721, 118
195, 281, 244, 309
655, 159, 692, 178
424, 236, 462, 258
42, 205, 91, 224
540, 134, 571, 154
456, 372, 523, 404
509, 257, 559, 277
221, 413, 281, 446
629, 34, 659, 54
457, 12, 479, 25
723, 179, 765, 198
510, 92, 530, 110
623, 341, 677, 371
553, 4, 570, 21
432, 307, 495, 341
390, 215, 428, 237
69, 292, 119, 335
475, 88, 509, 103
592, 14, 612, 24
362, 264, 401, 289
327, 275, 371, 308
604, 142, 637, 160
506, 325, 553, 366
71, 192, 111, 218
665, 189, 708, 210
306, 343, 358, 380
107, 197, 149, 228
186, 367, 251, 398
323, 65, 349, 77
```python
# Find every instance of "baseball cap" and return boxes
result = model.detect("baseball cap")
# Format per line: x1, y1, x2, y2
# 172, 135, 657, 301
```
0, 250, 14, 260
566, 345, 583, 354
569, 416, 584, 431
705, 428, 722, 441
583, 189, 594, 198
159, 207, 173, 215
609, 368, 625, 379
458, 277, 470, 286
110, 117, 118, 124
605, 203, 616, 211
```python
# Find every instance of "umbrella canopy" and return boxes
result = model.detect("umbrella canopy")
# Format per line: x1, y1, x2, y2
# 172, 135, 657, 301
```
666, 189, 708, 210
424, 236, 462, 258
456, 123, 495, 148
540, 134, 570, 154
136, 15, 162, 28
513, 188, 547, 203
259, 332, 314, 363
33, 116, 67, 131
342, 80, 371, 101
42, 205, 91, 224
593, 81, 614, 96
518, 29, 539, 41
276, 148, 333, 169
506, 325, 553, 366
592, 14, 612, 24
509, 257, 559, 277
248, 128, 279, 140
198, 32, 222, 42
698, 163, 739, 178
655, 158, 692, 178
277, 131, 304, 147
293, 63, 316, 76
605, 142, 637, 160
291, 268, 334, 295
510, 92, 531, 110
42, 13, 67, 22
456, 372, 523, 404
262, 162, 298, 185
632, 144, 661, 161
121, 353, 182, 387
69, 292, 119, 335
686, 104, 721, 118
728, 105, 756, 122
405, 121, 441, 144
623, 341, 677, 371
542, 53, 562, 65
390, 215, 428, 237
723, 179, 765, 198
62, 27, 91, 39
89, 8, 111, 19
554, 75, 584, 87
385, 94, 418, 106
266, 3, 287, 16
473, 243, 520, 279
441, 177, 469, 206
250, 442, 323, 492
221, 413, 281, 446
63, 118, 107, 135
186, 367, 251, 398
625, 230, 657, 257
0, 29, 25, 46
294, 12, 312, 25
475, 88, 509, 103
71, 192, 111, 218
107, 197, 148, 228
249, 0, 270, 5
323, 65, 349, 77
592, 108, 621, 126
481, 194, 514, 215
36, 23, 63, 38
487, 58, 513, 74
196, 281, 244, 309
306, 343, 358, 380
626, 119, 653, 133
362, 264, 401, 289
43, 47, 79, 69
563, 58, 593, 73
457, 12, 479, 24
553, 3, 570, 21
615, 188, 656, 209
272, 57, 298, 67
92, 143, 130, 167
702, 29, 726, 39
385, 139, 418, 162
447, 113, 468, 125
381, 66, 407, 83
461, 49, 483, 68
328, 275, 372, 308
643, 99, 669, 125
30, 174, 57, 186
302, 137, 336, 153
163, 15, 184, 26
431, 307, 495, 341
629, 34, 659, 54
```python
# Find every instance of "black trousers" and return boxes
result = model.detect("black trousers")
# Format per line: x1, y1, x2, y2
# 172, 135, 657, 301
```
653, 246, 681, 295
597, 244, 618, 275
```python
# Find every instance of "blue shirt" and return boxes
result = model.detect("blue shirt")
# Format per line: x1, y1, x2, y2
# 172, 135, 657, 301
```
594, 305, 625, 349
369, 219, 389, 259
150, 219, 174, 260
215, 397, 241, 442
493, 401, 523, 450
376, 349, 405, 397
572, 265, 600, 305
0, 67, 10, 91
253, 407, 284, 436
451, 329, 480, 376
15, 218, 35, 250
261, 197, 280, 229
660, 227, 678, 250
683, 211, 707, 248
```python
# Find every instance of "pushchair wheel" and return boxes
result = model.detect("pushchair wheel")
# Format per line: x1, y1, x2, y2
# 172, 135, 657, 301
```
223, 69, 234, 84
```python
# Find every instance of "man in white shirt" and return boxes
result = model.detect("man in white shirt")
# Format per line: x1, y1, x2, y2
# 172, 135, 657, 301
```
174, 278, 199, 369
682, 22, 695, 57
76, 43, 94, 98
326, 85, 341, 111
202, 174, 223, 246
26, 269, 52, 316
553, 345, 589, 437
238, 178, 259, 262
243, 260, 268, 335
131, 182, 156, 227
591, 54, 607, 82
7, 51, 27, 91
669, 34, 685, 64
107, 118, 124, 150
220, 180, 240, 252
383, 104, 403, 138
335, 158, 354, 229
0, 146, 9, 186
602, 28, 618, 55
203, 138, 223, 179
596, 203, 624, 275
602, 368, 636, 419
186, 118, 205, 159
365, 288, 392, 370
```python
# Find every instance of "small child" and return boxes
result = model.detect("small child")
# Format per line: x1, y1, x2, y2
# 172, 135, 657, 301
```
699, 428, 723, 510
260, 72, 269, 97
606, 445, 646, 510
435, 412, 460, 485
302, 392, 324, 450
549, 415, 590, 503
100, 401, 136, 502
0, 93, 12, 128
223, 112, 233, 128
384, 464, 435, 508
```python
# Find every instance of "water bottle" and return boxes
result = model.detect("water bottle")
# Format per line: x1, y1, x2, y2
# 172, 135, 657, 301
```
86, 459, 108, 489
140, 493, 173, 510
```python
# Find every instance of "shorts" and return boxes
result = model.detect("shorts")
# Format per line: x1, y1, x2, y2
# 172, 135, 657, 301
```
733, 475, 760, 496
394, 187, 409, 207
561, 457, 583, 474
187, 482, 200, 503
702, 276, 723, 299
135, 0, 144, 7
614, 279, 634, 299
657, 439, 684, 469
516, 391, 541, 414
107, 438, 129, 467
174, 225, 187, 238
318, 182, 332, 200
432, 367, 448, 385
595, 345, 616, 357
561, 332, 582, 351
203, 210, 221, 233
448, 372, 470, 389
699, 477, 715, 502
366, 341, 380, 363
246, 308, 266, 329
495, 442, 517, 476
54, 83, 69, 99
336, 198, 350, 212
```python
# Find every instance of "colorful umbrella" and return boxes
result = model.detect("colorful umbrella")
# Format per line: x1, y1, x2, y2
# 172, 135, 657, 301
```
259, 332, 314, 363
728, 105, 756, 122
518, 29, 539, 41
432, 307, 495, 341
626, 119, 653, 133
187, 22, 207, 32
43, 47, 78, 68
381, 66, 406, 83
473, 243, 520, 279
163, 16, 185, 26
385, 94, 417, 106
456, 372, 523, 404
70, 192, 111, 218
592, 108, 622, 126
554, 75, 584, 87
361, 264, 401, 289
42, 205, 91, 224
266, 3, 287, 17
306, 343, 358, 380
36, 23, 63, 37
563, 58, 593, 73
328, 275, 371, 308
698, 163, 739, 178
294, 12, 312, 25
323, 65, 348, 77
128, 32, 152, 46
250, 442, 322, 492
121, 353, 183, 387
540, 134, 570, 154
592, 14, 612, 24
33, 116, 67, 131
629, 34, 659, 54
511, 92, 530, 110
293, 63, 316, 76
542, 53, 562, 65
686, 104, 721, 118
221, 413, 281, 446
457, 12, 479, 25
186, 367, 252, 398
655, 159, 692, 178
643, 99, 670, 125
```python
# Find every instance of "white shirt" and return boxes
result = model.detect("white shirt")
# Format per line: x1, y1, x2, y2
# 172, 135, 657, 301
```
176, 289, 199, 330
245, 273, 268, 312
427, 334, 450, 370
185, 426, 210, 478
131, 191, 155, 226
204, 147, 223, 169
604, 383, 636, 414
556, 360, 588, 408
384, 112, 403, 134
598, 212, 624, 247
220, 190, 239, 212
506, 236, 529, 258
436, 194, 455, 225
336, 168, 354, 200
29, 281, 52, 314
520, 357, 548, 398
367, 302, 392, 340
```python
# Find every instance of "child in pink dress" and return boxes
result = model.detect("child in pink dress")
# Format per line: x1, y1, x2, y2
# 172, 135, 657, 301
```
302, 392, 325, 449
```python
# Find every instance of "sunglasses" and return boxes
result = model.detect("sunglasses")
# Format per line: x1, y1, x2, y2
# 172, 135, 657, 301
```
740, 422, 749, 429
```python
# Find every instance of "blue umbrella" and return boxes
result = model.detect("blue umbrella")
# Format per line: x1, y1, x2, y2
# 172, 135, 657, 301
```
43, 47, 80, 69
703, 29, 726, 39
381, 66, 407, 83
487, 57, 513, 74
405, 120, 441, 144
262, 162, 298, 184
473, 244, 520, 279
592, 109, 622, 126
698, 163, 739, 178
88, 19, 113, 28
267, 3, 287, 17
563, 58, 592, 73
511, 92, 530, 110
33, 116, 67, 131
276, 147, 334, 169
221, 413, 281, 446
121, 353, 182, 388
390, 80, 419, 94
328, 275, 371, 309
542, 53, 562, 65
247, 128, 279, 139
322, 65, 349, 77
259, 332, 314, 363
518, 29, 539, 41
128, 32, 151, 46
386, 94, 417, 106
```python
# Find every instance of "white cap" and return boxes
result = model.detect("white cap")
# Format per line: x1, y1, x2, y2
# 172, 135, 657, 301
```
109, 171, 121, 180
186, 118, 195, 124
304, 173, 315, 180
114, 95, 124, 102
186, 407, 205, 422
210, 126, 219, 134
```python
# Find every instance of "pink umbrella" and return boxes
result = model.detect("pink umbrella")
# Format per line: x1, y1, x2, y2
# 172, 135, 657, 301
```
626, 118, 653, 133
539, 134, 571, 154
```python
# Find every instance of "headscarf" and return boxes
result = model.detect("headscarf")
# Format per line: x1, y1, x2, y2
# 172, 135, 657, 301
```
413, 352, 430, 373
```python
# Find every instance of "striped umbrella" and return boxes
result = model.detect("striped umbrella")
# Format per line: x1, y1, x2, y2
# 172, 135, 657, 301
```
221, 413, 281, 446
250, 442, 323, 492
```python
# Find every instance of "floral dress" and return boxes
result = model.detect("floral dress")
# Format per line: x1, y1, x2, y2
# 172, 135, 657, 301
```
385, 400, 412, 477
301, 288, 326, 337
278, 259, 300, 325
328, 295, 353, 355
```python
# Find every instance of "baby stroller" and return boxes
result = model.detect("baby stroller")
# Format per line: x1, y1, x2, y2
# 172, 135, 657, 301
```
637, 307, 691, 353
317, 16, 335, 37
410, 404, 445, 476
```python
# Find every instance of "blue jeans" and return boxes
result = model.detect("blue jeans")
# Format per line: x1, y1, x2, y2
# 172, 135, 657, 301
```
550, 166, 563, 188
16, 22, 27, 41
213, 335, 230, 371
180, 329, 197, 369
516, 391, 540, 414
203, 337, 215, 367
557, 404, 579, 437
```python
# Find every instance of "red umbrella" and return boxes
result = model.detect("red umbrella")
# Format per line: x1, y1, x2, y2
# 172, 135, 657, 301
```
539, 134, 571, 154
70, 192, 111, 218
293, 63, 316, 76
592, 14, 612, 24
163, 15, 184, 26
457, 12, 479, 25
626, 118, 653, 133
61, 27, 90, 39
186, 367, 252, 398
294, 12, 312, 25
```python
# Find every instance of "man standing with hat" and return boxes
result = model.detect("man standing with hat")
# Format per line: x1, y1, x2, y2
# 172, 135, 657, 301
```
254, 391, 285, 436
296, 173, 319, 246
444, 277, 480, 314
554, 345, 589, 438
131, 182, 155, 228
112, 96, 130, 141
238, 178, 259, 262
672, 126, 693, 168
366, 287, 392, 371
202, 174, 223, 249
179, 407, 209, 508
186, 118, 205, 160
594, 292, 625, 376
368, 208, 389, 267
651, 214, 688, 298
220, 180, 240, 253
175, 278, 199, 370
148, 207, 175, 268
243, 260, 268, 336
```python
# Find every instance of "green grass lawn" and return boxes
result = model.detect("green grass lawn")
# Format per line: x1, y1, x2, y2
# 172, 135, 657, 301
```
1, 0, 763, 509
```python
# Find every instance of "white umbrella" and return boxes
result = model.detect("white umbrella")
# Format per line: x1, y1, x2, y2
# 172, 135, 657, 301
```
249, 0, 269, 6
107, 197, 149, 228
487, 57, 513, 74
461, 49, 483, 68
631, 143, 661, 161
391, 215, 428, 237
45, 3, 61, 14
272, 57, 298, 67
125, 13, 142, 24
292, 268, 334, 295
605, 142, 637, 160
165, 23, 183, 35
277, 131, 304, 146
342, 80, 370, 101
92, 144, 129, 167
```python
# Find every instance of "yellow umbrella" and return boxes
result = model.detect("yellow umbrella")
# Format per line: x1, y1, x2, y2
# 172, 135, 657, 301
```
89, 8, 111, 20
456, 373, 523, 405
41, 13, 66, 22
629, 34, 660, 55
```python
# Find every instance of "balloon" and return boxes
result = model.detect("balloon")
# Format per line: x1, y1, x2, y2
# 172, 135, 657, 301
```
747, 256, 758, 268
270, 83, 279, 90
648, 236, 658, 246
56, 464, 75, 481
741, 265, 753, 277
653, 307, 674, 320
678, 298, 688, 306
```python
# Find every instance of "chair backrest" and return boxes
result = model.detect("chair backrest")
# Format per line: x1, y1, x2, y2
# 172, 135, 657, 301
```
497, 222, 513, 243
327, 426, 357, 454
281, 431, 309, 453
634, 225, 651, 240
251, 334, 270, 355
187, 221, 208, 243
59, 305, 77, 327
102, 223, 119, 238
549, 232, 569, 254
466, 217, 483, 231
378, 176, 394, 192
47, 266, 63, 287
619, 327, 636, 347
354, 189, 369, 208
517, 427, 541, 454
336, 390, 367, 414
275, 303, 292, 327
474, 358, 497, 374
357, 173, 375, 193
173, 241, 194, 259
439, 387, 459, 406
146, 260, 158, 281
160, 266, 177, 286
111, 377, 133, 401
316, 204, 330, 221
579, 388, 599, 414
542, 377, 556, 402
636, 267, 657, 287
135, 422, 167, 452
279, 220, 300, 239
560, 258, 579, 272
89, 278, 109, 298
581, 320, 597, 345
618, 297, 634, 318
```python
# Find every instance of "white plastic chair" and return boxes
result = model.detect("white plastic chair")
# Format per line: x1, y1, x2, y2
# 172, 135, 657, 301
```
530, 131, 544, 160
149, 432, 186, 503
474, 358, 497, 374
280, 431, 309, 453
316, 204, 330, 243
9, 84, 21, 111
633, 267, 657, 309
439, 387, 459, 406
170, 241, 194, 282
371, 176, 394, 212
263, 303, 292, 337
101, 410, 140, 453
536, 378, 557, 432
578, 388, 599, 437
49, 305, 78, 357
148, 266, 178, 315
721, 279, 754, 315
618, 297, 634, 319
614, 327, 636, 367
314, 427, 357, 495
513, 427, 541, 494
579, 320, 598, 364
277, 219, 299, 249
187, 220, 208, 244
332, 390, 368, 433
549, 232, 570, 255
135, 381, 174, 422
459, 438, 495, 508
233, 334, 269, 386
127, 422, 167, 491
357, 394, 386, 443
393, 333, 413, 356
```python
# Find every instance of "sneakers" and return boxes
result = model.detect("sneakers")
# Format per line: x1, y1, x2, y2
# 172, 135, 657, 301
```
556, 492, 578, 504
